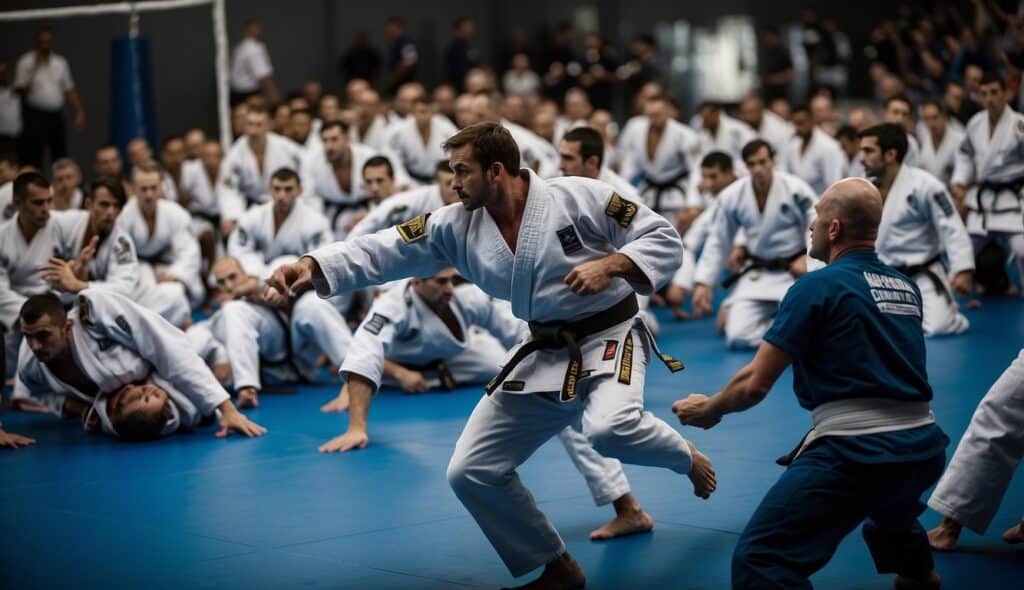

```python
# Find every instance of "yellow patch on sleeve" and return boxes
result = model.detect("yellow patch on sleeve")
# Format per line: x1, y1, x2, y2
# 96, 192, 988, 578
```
395, 213, 431, 244
605, 193, 638, 228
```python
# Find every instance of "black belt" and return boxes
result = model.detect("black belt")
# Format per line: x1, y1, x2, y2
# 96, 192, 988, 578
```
721, 250, 805, 289
326, 199, 370, 230
407, 169, 435, 184
484, 294, 682, 401
642, 169, 689, 212
191, 209, 221, 227
894, 255, 950, 303
262, 308, 309, 383
976, 177, 1024, 230
404, 359, 457, 390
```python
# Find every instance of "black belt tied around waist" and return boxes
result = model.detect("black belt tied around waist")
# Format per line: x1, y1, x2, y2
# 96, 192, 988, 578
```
894, 254, 950, 303
721, 250, 806, 289
642, 169, 689, 212
976, 177, 1024, 230
326, 198, 371, 230
484, 294, 683, 402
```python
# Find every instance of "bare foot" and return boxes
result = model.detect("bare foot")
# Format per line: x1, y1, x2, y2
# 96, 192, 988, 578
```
237, 387, 260, 409
687, 441, 716, 499
502, 552, 586, 590
320, 389, 350, 413
927, 517, 961, 551
894, 570, 941, 589
590, 493, 653, 540
1002, 520, 1024, 544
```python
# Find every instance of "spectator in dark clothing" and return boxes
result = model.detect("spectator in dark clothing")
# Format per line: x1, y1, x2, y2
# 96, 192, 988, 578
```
385, 17, 418, 96
339, 31, 382, 86
759, 27, 794, 102
622, 34, 660, 107
579, 33, 618, 111
541, 21, 580, 104
445, 17, 480, 92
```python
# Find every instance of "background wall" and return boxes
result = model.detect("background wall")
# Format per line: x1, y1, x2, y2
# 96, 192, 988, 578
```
0, 0, 893, 167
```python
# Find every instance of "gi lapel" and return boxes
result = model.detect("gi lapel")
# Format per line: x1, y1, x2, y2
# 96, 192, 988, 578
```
509, 170, 549, 320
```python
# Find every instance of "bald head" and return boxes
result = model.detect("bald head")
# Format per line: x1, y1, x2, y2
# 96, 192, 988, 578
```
809, 178, 882, 262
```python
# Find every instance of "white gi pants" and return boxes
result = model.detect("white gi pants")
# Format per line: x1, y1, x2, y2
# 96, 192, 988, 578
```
928, 348, 1024, 533
913, 262, 969, 337
724, 299, 778, 349
216, 292, 352, 391
136, 281, 192, 328
446, 327, 693, 576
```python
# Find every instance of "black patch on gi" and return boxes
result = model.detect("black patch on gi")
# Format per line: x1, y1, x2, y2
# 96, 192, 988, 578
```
363, 313, 390, 335
396, 213, 430, 244
114, 236, 135, 264
502, 380, 525, 392
556, 225, 583, 255
933, 191, 955, 217
605, 193, 638, 228
115, 315, 132, 335
77, 295, 94, 327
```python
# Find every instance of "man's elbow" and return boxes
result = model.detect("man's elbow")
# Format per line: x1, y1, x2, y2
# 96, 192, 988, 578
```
742, 377, 772, 405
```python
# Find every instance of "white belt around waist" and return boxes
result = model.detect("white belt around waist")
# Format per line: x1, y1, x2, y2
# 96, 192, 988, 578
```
791, 398, 936, 461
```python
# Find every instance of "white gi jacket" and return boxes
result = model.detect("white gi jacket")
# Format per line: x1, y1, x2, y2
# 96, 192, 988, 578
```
178, 159, 221, 225
308, 170, 683, 394
951, 106, 1024, 235
116, 198, 205, 301
778, 128, 848, 195
227, 200, 333, 277
694, 171, 818, 302
0, 211, 81, 329
618, 118, 703, 213
347, 184, 443, 240
13, 288, 229, 416
917, 127, 965, 186
385, 115, 457, 184
299, 142, 378, 238
218, 133, 304, 222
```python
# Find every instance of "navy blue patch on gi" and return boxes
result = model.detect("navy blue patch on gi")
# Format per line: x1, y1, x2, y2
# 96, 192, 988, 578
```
933, 191, 955, 217
114, 236, 134, 264
115, 315, 132, 335
557, 225, 583, 255
396, 213, 430, 244
363, 313, 390, 335
605, 193, 638, 228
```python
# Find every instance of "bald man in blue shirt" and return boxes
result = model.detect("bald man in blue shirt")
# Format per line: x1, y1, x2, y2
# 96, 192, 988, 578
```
675, 177, 948, 590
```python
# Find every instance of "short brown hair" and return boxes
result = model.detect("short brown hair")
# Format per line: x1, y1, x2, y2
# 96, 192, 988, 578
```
442, 122, 520, 174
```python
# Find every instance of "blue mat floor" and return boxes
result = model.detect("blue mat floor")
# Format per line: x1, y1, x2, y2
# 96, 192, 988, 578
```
2, 298, 1023, 589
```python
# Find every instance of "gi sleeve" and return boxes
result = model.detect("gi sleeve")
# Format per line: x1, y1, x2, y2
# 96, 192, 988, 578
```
307, 209, 455, 298
217, 155, 247, 222
77, 289, 229, 415
226, 210, 268, 277
950, 133, 976, 187
926, 186, 975, 276
87, 232, 140, 296
0, 259, 27, 330
693, 189, 742, 288
576, 182, 684, 294
338, 296, 407, 391
12, 341, 66, 415
165, 210, 203, 286
763, 275, 824, 358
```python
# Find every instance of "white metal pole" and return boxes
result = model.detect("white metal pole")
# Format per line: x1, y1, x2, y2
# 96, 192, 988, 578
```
212, 0, 231, 149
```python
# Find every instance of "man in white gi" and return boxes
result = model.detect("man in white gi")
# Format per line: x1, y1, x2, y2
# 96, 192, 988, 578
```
178, 138, 223, 271
386, 96, 458, 185
927, 347, 1024, 550
0, 172, 79, 381
618, 94, 703, 217
348, 161, 457, 239
78, 374, 221, 441
266, 122, 716, 589
189, 255, 352, 408
299, 120, 379, 239
218, 104, 303, 236
350, 89, 390, 150
229, 19, 280, 106
882, 95, 921, 167
50, 157, 83, 210
778, 105, 847, 195
665, 152, 740, 318
917, 100, 965, 185
321, 267, 657, 541
858, 124, 974, 336
14, 291, 265, 438
695, 102, 757, 171
950, 72, 1024, 293
117, 162, 204, 311
693, 140, 819, 349
737, 93, 793, 154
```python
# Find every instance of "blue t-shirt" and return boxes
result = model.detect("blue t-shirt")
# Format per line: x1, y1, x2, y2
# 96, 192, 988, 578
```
764, 249, 949, 463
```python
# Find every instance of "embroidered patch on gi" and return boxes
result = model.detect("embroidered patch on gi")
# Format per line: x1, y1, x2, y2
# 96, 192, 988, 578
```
605, 193, 638, 228
933, 191, 955, 217
617, 333, 634, 385
363, 313, 390, 335
77, 295, 94, 327
602, 340, 619, 361
502, 380, 525, 392
115, 315, 132, 335
556, 225, 583, 255
114, 236, 135, 264
396, 213, 430, 244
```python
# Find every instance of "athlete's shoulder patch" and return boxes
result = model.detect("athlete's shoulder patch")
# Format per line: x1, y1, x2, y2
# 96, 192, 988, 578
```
395, 213, 430, 244
363, 313, 391, 335
77, 295, 94, 328
932, 191, 955, 217
556, 225, 583, 255
502, 380, 525, 392
114, 236, 135, 264
605, 192, 638, 228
